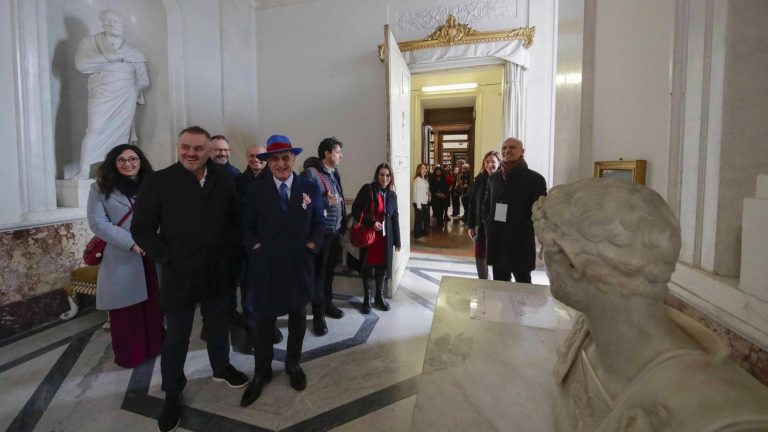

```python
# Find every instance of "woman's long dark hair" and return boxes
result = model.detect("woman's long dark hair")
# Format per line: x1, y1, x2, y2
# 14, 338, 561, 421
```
372, 162, 395, 191
96, 144, 154, 198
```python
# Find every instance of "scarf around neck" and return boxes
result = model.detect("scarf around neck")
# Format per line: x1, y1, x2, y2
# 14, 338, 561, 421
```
500, 157, 528, 179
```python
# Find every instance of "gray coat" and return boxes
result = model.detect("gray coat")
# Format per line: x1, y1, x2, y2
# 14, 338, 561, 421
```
87, 183, 148, 310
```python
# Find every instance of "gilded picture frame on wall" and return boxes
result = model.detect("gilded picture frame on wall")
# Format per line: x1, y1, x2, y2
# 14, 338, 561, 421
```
594, 160, 647, 184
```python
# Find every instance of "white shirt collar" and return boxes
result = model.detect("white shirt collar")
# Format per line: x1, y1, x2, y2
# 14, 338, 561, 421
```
199, 167, 208, 188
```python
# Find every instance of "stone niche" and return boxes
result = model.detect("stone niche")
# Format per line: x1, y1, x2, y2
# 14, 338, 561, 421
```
46, 0, 172, 181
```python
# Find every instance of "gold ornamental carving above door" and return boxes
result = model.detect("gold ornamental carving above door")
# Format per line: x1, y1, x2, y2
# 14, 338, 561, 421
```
379, 15, 535, 61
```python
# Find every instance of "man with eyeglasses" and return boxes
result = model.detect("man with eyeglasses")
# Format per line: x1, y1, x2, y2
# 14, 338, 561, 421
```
131, 126, 248, 432
210, 135, 241, 178
240, 134, 325, 406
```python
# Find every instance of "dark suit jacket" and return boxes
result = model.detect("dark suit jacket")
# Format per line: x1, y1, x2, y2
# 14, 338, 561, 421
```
241, 173, 325, 322
131, 161, 241, 311
481, 165, 547, 272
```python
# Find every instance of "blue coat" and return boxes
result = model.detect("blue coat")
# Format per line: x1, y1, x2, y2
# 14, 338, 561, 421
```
241, 173, 325, 322
87, 183, 151, 310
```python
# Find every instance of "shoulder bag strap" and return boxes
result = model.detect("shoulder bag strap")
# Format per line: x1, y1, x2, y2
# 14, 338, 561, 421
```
115, 196, 134, 227
309, 167, 332, 193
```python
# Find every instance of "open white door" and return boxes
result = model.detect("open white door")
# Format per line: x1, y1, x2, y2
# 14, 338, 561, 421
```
384, 25, 411, 297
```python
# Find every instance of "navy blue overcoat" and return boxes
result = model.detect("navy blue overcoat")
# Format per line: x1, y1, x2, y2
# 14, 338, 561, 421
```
241, 173, 325, 323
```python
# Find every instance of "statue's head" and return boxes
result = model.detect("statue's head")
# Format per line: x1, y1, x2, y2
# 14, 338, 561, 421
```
532, 178, 680, 307
99, 10, 125, 38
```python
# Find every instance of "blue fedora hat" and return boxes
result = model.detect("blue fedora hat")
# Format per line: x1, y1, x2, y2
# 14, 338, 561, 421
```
257, 134, 303, 160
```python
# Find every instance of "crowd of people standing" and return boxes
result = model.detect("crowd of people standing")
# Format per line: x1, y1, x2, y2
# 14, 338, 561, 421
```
86, 127, 400, 432
86, 128, 542, 432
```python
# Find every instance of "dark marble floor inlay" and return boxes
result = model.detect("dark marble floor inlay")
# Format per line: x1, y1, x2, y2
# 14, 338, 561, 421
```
6, 328, 96, 432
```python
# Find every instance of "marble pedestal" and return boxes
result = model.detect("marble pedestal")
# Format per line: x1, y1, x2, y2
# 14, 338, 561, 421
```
410, 277, 576, 431
56, 179, 94, 208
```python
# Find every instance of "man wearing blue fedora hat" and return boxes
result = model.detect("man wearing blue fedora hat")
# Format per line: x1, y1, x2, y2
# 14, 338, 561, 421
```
240, 134, 326, 406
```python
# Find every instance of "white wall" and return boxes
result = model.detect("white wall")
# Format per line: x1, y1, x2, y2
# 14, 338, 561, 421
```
589, 0, 676, 197
255, 0, 388, 191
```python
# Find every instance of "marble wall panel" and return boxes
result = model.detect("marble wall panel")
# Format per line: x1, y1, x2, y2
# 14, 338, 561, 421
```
666, 295, 768, 386
0, 220, 91, 307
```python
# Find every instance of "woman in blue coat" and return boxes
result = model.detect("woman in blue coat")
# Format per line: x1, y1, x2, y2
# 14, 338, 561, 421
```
87, 144, 162, 368
351, 163, 401, 314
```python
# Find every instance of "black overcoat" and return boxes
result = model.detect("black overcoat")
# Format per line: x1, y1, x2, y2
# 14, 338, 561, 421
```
466, 171, 490, 231
351, 183, 401, 277
241, 173, 325, 321
131, 161, 241, 311
481, 166, 547, 272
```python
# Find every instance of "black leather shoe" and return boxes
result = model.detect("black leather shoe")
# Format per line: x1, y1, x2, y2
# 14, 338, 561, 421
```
324, 302, 344, 319
285, 364, 307, 391
313, 314, 328, 336
374, 294, 391, 311
240, 370, 272, 407
272, 326, 283, 344
158, 392, 182, 432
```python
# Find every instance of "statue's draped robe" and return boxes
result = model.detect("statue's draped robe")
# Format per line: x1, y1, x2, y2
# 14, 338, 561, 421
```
554, 309, 768, 432
75, 32, 149, 167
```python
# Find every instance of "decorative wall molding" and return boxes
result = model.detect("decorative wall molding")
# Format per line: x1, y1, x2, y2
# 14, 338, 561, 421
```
382, 15, 534, 60
396, 0, 518, 33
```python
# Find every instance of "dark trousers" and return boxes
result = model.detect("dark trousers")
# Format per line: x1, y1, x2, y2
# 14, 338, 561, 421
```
451, 193, 461, 216
413, 203, 429, 237
161, 291, 233, 394
253, 306, 306, 373
491, 266, 532, 284
313, 231, 341, 306
460, 194, 470, 219
433, 202, 446, 228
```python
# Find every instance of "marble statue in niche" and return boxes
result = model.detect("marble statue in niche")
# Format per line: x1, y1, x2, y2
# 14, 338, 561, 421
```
532, 178, 768, 432
70, 10, 149, 179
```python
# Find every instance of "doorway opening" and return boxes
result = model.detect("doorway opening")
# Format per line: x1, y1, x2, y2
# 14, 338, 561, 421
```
408, 65, 504, 258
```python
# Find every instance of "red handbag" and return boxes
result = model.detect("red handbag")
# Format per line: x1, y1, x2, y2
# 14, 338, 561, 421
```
83, 198, 134, 266
349, 191, 375, 248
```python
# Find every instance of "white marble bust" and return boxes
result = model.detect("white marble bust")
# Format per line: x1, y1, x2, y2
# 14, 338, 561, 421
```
71, 10, 149, 179
532, 178, 768, 432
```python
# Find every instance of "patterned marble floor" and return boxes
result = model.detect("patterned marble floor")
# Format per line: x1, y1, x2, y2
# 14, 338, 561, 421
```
0, 249, 548, 432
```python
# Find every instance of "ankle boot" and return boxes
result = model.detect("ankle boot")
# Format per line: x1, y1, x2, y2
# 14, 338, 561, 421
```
361, 277, 372, 314
312, 304, 328, 336
373, 276, 391, 311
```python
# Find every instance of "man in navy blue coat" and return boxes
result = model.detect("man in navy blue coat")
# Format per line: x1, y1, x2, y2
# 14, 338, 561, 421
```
240, 134, 325, 407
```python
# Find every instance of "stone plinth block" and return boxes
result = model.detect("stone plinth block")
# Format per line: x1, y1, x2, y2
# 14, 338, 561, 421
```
56, 179, 94, 208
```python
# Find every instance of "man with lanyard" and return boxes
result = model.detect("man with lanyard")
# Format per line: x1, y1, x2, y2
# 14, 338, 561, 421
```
481, 137, 547, 283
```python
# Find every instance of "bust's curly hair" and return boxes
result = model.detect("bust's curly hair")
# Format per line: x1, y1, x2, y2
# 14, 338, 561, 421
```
96, 144, 154, 198
532, 178, 680, 299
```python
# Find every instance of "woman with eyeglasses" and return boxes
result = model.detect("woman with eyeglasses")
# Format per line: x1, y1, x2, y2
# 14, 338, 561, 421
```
351, 163, 401, 314
86, 144, 163, 368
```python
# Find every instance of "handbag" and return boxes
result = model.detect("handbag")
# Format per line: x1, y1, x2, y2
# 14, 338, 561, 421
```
349, 191, 376, 248
83, 198, 134, 266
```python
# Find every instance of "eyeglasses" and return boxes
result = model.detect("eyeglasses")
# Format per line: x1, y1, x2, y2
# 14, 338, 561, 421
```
213, 148, 231, 153
117, 157, 139, 165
